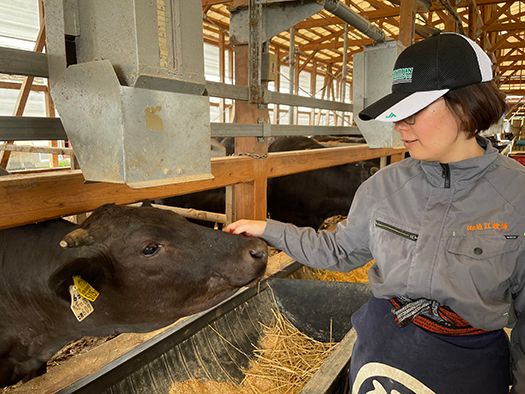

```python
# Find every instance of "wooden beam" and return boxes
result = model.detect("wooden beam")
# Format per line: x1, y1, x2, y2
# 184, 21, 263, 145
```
299, 30, 343, 51
0, 156, 246, 230
501, 89, 525, 96
486, 22, 525, 32
202, 0, 231, 9
500, 64, 525, 73
473, 2, 513, 38
301, 38, 371, 52
0, 82, 47, 92
0, 145, 405, 230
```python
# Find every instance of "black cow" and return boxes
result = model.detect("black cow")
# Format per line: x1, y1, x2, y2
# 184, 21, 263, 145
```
0, 204, 267, 387
158, 136, 378, 229
267, 136, 379, 228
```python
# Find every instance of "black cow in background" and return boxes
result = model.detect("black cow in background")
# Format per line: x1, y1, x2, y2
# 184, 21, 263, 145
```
267, 136, 379, 228
158, 136, 379, 229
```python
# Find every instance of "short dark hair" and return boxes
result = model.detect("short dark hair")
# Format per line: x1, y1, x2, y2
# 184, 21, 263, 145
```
443, 81, 507, 138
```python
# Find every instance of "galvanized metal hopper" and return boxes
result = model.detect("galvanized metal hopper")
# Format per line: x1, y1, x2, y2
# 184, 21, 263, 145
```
46, 0, 213, 188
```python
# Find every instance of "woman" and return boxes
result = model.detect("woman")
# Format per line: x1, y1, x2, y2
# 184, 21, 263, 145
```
225, 32, 525, 393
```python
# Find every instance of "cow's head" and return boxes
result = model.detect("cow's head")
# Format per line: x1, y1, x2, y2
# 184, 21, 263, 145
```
48, 204, 267, 330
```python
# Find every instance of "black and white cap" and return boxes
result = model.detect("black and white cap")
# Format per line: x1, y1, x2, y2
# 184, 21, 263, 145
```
358, 32, 493, 122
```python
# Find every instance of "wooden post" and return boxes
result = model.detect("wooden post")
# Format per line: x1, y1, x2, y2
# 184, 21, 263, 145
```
399, 0, 416, 47
232, 44, 269, 221
390, 152, 406, 163
444, 13, 458, 33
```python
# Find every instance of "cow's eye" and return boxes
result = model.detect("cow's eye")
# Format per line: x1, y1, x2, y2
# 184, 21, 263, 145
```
142, 243, 161, 256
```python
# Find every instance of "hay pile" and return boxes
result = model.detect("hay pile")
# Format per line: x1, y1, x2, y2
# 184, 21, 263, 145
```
169, 311, 336, 393
301, 215, 375, 283
305, 260, 375, 283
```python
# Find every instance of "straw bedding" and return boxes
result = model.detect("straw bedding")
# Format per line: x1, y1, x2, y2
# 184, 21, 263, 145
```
169, 310, 336, 393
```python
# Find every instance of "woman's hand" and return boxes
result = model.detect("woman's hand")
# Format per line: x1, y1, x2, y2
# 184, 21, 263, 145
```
224, 219, 267, 237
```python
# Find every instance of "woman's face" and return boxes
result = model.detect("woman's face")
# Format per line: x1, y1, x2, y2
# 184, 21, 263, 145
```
393, 98, 482, 163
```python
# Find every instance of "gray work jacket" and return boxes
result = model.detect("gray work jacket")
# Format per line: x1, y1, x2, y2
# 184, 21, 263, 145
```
262, 137, 525, 392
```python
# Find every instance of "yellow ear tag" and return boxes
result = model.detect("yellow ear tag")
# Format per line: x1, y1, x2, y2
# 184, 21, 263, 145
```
73, 276, 100, 302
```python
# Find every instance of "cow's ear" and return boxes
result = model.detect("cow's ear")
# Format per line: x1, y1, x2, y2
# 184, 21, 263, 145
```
48, 258, 111, 302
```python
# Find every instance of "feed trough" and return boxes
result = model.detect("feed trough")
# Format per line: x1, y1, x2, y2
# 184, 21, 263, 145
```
57, 269, 371, 394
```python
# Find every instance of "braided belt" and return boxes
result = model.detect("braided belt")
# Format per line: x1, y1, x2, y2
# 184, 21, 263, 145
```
390, 296, 489, 336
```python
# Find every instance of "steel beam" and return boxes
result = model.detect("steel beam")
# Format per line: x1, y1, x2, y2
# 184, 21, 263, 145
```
0, 116, 66, 140
0, 117, 360, 140
0, 47, 49, 78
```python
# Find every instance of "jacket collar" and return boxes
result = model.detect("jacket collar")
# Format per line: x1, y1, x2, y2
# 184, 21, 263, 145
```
419, 136, 499, 189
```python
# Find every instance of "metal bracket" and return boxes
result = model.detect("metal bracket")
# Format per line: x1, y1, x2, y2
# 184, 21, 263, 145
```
248, 0, 263, 104
230, 0, 323, 45
261, 122, 272, 137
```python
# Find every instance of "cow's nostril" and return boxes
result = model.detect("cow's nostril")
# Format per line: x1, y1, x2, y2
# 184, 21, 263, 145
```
249, 249, 267, 260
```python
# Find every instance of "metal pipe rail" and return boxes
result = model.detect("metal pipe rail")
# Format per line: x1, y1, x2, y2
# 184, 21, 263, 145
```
323, 0, 386, 43
0, 47, 352, 112
0, 116, 361, 141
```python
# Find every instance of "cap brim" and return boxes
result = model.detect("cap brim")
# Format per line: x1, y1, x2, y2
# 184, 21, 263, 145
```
358, 89, 449, 122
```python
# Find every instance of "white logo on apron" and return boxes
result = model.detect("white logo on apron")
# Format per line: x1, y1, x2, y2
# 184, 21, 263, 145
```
353, 362, 436, 394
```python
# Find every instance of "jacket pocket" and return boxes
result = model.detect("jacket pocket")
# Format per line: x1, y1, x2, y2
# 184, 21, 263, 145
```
371, 217, 419, 285
447, 236, 519, 260
446, 235, 520, 298
375, 219, 419, 241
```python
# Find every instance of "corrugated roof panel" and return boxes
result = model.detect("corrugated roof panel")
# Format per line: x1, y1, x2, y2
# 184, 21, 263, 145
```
0, 0, 39, 50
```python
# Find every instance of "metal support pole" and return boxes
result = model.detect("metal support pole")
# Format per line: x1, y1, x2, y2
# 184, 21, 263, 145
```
44, 0, 68, 86
248, 0, 263, 104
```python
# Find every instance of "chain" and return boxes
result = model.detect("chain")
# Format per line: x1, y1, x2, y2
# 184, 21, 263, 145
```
233, 152, 268, 159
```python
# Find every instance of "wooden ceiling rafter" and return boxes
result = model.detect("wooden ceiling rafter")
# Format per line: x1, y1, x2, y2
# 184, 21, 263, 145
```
201, 0, 525, 117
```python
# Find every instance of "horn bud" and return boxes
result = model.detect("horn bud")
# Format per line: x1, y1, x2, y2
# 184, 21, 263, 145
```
60, 228, 94, 248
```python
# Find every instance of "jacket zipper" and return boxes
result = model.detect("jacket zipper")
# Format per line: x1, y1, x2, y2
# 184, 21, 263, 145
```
375, 220, 419, 241
440, 163, 450, 188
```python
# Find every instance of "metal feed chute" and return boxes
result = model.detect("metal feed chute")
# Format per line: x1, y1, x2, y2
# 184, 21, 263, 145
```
353, 40, 405, 148
45, 0, 212, 188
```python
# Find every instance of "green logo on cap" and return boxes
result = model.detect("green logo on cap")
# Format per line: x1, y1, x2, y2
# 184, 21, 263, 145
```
392, 67, 413, 85
386, 112, 397, 119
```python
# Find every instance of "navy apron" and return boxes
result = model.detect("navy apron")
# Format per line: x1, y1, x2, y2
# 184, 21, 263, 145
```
349, 297, 511, 394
